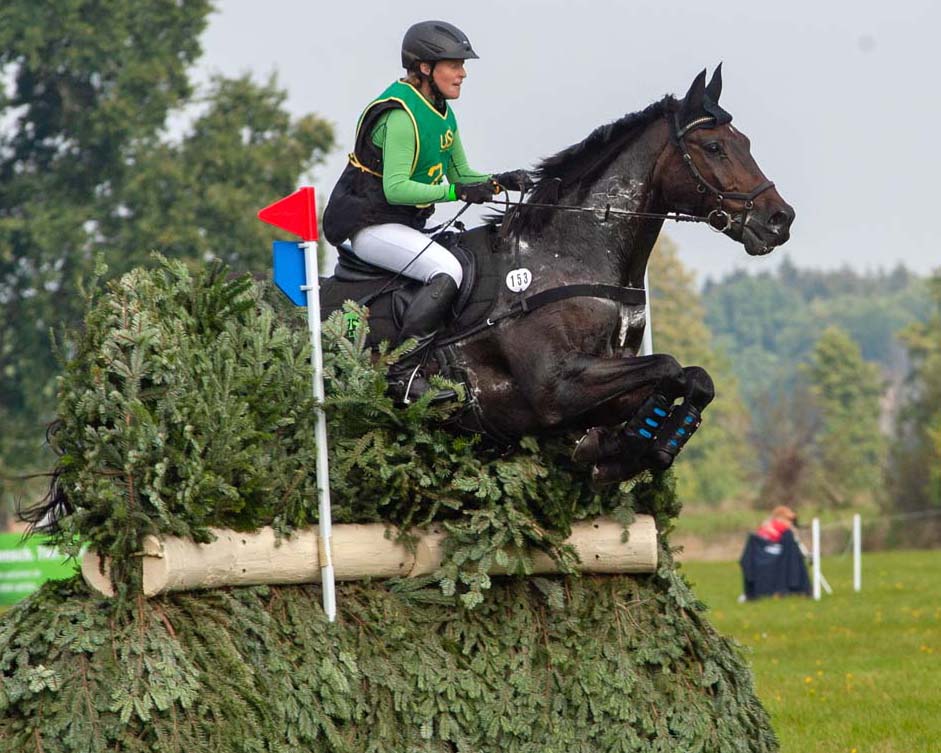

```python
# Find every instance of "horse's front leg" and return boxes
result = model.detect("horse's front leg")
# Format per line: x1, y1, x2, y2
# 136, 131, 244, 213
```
504, 347, 686, 431
587, 365, 715, 485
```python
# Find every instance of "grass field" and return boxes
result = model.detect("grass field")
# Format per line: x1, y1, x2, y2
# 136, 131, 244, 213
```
681, 549, 941, 753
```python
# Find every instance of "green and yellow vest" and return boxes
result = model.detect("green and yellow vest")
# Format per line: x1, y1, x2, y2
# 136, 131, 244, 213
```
323, 81, 459, 244
350, 80, 458, 187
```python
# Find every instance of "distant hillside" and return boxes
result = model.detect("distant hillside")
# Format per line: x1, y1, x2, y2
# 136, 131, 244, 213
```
701, 257, 932, 406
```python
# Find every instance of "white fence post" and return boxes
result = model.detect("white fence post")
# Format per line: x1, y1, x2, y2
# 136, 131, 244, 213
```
853, 513, 862, 593
812, 517, 821, 601
640, 270, 654, 356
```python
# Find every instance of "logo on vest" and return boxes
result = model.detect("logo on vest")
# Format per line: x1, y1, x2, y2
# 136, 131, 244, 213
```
440, 129, 455, 150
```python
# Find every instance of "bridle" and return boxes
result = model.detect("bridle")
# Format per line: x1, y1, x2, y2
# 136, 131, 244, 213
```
672, 113, 776, 234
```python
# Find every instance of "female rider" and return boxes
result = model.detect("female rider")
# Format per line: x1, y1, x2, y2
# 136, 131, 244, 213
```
323, 20, 530, 403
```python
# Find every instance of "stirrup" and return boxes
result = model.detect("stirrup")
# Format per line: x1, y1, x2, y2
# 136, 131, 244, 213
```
389, 364, 457, 406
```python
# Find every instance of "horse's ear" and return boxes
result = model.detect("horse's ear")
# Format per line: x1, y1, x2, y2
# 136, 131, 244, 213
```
680, 69, 707, 122
705, 63, 723, 103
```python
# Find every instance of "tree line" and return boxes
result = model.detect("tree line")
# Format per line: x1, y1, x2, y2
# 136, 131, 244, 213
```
0, 1, 334, 496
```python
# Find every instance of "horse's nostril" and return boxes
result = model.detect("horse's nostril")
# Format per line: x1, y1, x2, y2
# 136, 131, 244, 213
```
769, 210, 793, 235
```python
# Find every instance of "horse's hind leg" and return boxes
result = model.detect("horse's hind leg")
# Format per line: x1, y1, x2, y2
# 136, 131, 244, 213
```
589, 366, 715, 485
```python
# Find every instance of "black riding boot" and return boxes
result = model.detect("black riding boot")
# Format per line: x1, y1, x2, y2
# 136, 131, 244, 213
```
388, 274, 460, 405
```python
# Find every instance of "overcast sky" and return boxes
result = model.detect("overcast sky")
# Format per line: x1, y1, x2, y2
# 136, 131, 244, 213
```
195, 0, 940, 284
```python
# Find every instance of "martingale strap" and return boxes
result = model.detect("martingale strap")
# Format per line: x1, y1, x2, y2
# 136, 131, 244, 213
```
436, 283, 646, 346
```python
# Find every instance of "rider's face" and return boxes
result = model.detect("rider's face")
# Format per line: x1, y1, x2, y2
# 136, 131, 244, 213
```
423, 59, 467, 100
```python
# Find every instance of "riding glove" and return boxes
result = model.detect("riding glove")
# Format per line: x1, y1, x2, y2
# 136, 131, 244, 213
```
492, 169, 534, 193
452, 181, 496, 204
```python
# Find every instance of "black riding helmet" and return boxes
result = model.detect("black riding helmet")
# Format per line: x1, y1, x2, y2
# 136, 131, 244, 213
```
401, 21, 479, 69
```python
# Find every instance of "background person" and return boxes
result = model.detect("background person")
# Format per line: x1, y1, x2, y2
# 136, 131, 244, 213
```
755, 504, 800, 543
740, 504, 811, 600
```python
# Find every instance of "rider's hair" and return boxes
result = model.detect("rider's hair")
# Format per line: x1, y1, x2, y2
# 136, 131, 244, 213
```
404, 62, 445, 112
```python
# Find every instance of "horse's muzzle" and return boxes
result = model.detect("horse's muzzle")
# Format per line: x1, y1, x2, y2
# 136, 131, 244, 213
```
734, 202, 795, 256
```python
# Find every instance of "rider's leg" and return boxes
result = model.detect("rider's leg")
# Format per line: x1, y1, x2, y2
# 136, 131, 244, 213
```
351, 224, 462, 403
351, 223, 462, 286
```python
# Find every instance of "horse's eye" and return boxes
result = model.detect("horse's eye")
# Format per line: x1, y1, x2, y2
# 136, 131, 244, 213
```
704, 142, 723, 155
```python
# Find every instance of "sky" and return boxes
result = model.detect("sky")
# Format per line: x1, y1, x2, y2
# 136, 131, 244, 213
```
194, 0, 940, 285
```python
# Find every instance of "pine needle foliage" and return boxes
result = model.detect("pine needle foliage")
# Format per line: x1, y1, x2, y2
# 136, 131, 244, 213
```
0, 564, 776, 753
2, 257, 778, 751
43, 256, 653, 607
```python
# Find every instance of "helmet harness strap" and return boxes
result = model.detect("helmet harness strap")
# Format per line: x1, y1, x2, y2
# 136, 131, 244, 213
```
417, 61, 446, 113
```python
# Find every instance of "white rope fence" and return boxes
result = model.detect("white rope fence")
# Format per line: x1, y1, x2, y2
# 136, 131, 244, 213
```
808, 508, 941, 601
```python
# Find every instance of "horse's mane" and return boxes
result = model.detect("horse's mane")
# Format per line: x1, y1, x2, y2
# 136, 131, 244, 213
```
503, 95, 678, 234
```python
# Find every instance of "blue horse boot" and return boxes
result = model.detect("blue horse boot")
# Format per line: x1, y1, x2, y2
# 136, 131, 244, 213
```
647, 401, 702, 470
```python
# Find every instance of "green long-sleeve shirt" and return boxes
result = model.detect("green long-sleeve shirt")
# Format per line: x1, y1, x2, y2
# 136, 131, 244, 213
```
371, 108, 491, 205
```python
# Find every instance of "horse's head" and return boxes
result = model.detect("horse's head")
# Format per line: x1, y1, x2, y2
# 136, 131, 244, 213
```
657, 66, 795, 256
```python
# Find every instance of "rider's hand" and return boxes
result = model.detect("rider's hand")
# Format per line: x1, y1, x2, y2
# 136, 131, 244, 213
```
492, 170, 534, 193
453, 181, 496, 204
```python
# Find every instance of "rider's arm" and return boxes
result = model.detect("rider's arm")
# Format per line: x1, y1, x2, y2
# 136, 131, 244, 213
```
374, 109, 452, 205
446, 130, 491, 184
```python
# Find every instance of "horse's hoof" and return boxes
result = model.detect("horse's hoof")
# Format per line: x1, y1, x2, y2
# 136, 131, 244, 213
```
590, 464, 617, 487
573, 429, 603, 464
591, 457, 646, 487
647, 449, 675, 471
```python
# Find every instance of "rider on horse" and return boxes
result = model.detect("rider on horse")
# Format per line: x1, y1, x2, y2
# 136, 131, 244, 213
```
323, 20, 530, 404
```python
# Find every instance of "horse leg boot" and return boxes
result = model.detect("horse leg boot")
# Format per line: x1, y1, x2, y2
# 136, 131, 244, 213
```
591, 367, 713, 485
573, 393, 673, 465
387, 274, 459, 405
645, 366, 714, 471
588, 393, 676, 484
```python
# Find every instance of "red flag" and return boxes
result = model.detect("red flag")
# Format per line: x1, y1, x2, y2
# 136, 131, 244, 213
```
257, 187, 318, 241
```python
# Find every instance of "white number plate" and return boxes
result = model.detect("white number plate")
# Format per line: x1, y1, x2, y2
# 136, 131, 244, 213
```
505, 268, 533, 293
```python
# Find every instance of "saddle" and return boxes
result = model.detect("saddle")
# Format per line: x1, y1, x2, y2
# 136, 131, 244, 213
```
319, 225, 507, 346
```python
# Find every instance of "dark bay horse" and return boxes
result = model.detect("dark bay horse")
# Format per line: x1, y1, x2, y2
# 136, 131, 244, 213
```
329, 67, 794, 484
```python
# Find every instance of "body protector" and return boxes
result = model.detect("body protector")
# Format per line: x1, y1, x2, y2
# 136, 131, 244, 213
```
323, 81, 459, 246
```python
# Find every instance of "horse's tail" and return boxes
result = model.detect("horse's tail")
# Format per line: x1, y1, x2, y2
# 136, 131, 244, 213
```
15, 420, 74, 536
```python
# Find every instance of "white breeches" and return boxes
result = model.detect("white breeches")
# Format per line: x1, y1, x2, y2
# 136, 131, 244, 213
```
350, 223, 463, 287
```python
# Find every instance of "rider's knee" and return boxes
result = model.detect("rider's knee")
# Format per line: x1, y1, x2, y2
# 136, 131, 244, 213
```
430, 255, 462, 288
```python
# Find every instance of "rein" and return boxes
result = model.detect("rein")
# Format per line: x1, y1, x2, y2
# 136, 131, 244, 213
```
488, 198, 724, 229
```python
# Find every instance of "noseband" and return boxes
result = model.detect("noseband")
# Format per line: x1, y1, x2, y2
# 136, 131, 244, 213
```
673, 114, 775, 233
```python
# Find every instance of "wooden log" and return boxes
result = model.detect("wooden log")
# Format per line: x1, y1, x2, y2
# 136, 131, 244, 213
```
81, 515, 658, 598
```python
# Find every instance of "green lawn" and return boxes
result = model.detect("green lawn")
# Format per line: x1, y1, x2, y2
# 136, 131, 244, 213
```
681, 550, 941, 753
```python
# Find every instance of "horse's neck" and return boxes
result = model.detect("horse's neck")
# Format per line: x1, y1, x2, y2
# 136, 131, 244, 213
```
540, 120, 668, 289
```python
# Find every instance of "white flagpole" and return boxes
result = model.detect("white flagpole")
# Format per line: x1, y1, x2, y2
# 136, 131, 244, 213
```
641, 270, 654, 356
301, 240, 336, 622
811, 517, 821, 601
853, 513, 862, 593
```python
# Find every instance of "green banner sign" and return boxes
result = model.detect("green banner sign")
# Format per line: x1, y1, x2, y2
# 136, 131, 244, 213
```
0, 533, 79, 606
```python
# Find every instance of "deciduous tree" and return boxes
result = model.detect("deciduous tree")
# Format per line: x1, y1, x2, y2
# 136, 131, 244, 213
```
801, 325, 885, 507
0, 1, 333, 476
